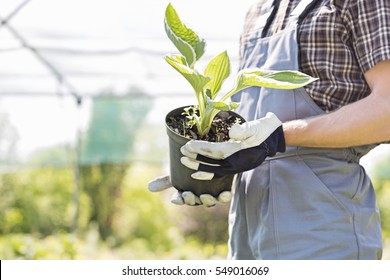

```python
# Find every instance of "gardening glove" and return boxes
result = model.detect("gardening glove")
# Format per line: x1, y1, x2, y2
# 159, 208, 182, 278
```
180, 112, 285, 180
148, 175, 232, 207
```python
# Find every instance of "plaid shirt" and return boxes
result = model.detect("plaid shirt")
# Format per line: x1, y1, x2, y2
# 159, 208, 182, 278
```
240, 0, 390, 112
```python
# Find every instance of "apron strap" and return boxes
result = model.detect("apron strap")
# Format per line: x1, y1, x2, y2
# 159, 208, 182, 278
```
290, 0, 322, 25
261, 0, 322, 37
261, 0, 281, 38
270, 0, 290, 34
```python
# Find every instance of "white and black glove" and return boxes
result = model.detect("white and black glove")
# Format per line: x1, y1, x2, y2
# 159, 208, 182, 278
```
180, 112, 286, 180
148, 175, 232, 207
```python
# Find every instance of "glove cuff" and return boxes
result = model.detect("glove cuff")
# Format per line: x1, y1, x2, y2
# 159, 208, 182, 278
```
276, 125, 286, 153
264, 125, 286, 156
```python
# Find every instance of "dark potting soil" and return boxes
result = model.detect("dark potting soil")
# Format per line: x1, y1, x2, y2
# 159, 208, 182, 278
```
167, 110, 242, 142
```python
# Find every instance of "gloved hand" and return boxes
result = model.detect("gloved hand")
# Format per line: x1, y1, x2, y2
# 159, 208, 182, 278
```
148, 175, 232, 207
180, 112, 285, 180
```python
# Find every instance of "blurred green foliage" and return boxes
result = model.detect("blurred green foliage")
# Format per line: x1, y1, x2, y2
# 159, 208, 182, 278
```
0, 163, 229, 259
375, 182, 390, 238
0, 167, 74, 235
373, 155, 390, 239
81, 163, 128, 240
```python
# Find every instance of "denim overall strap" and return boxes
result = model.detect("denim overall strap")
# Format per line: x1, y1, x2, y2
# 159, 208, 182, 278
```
268, 0, 322, 35
228, 0, 382, 260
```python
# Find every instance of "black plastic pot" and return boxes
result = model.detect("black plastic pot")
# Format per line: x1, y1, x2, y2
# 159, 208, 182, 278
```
165, 106, 245, 197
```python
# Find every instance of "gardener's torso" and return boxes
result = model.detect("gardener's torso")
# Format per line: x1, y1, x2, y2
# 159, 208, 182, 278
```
239, 0, 382, 113
228, 0, 382, 260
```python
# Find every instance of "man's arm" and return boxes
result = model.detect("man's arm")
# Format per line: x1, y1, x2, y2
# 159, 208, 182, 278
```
283, 60, 390, 148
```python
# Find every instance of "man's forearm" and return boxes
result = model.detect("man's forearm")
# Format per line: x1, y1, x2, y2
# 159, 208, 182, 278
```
284, 60, 390, 148
283, 92, 390, 148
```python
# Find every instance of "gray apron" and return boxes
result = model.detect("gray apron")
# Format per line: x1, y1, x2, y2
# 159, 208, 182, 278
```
228, 0, 382, 260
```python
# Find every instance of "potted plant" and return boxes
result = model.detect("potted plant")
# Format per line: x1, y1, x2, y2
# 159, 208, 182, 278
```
164, 3, 316, 197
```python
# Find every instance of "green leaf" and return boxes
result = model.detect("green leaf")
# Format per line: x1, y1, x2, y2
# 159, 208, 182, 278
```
164, 4, 206, 67
167, 54, 187, 65
164, 20, 196, 67
205, 88, 212, 99
229, 102, 240, 109
165, 55, 211, 94
238, 69, 318, 89
204, 51, 231, 99
211, 101, 239, 111
222, 69, 318, 101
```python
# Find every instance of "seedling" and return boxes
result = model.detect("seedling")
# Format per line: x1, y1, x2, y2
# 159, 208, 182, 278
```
164, 3, 317, 137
